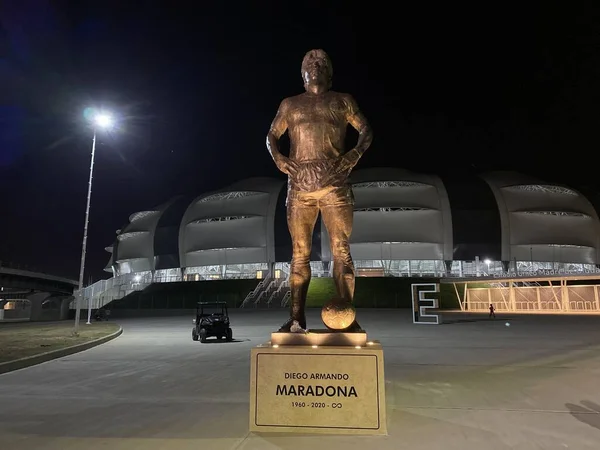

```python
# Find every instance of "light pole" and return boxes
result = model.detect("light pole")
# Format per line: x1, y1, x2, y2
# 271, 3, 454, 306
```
73, 112, 113, 334
484, 258, 491, 276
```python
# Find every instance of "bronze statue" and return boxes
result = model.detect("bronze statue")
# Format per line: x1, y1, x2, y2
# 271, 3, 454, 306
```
266, 49, 373, 333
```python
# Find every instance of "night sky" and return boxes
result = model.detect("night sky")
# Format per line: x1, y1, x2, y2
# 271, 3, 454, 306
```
1, 1, 600, 280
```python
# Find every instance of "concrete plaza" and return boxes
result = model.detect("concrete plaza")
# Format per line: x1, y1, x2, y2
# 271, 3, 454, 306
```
0, 309, 599, 449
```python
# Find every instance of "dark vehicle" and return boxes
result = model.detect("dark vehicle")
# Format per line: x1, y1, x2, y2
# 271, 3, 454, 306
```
192, 301, 233, 343
94, 308, 110, 321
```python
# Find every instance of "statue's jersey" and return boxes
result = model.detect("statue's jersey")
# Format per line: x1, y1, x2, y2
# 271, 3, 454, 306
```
279, 91, 359, 192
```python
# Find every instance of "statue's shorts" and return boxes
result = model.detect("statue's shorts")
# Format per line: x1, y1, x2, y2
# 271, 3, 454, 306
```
286, 185, 354, 208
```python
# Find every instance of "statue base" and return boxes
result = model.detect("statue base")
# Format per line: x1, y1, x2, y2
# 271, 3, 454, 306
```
271, 329, 367, 347
249, 339, 387, 435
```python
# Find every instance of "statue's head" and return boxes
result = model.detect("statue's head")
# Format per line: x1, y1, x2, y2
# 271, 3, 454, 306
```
301, 49, 333, 91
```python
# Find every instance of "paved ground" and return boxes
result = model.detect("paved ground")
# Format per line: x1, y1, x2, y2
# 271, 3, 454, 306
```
0, 309, 599, 449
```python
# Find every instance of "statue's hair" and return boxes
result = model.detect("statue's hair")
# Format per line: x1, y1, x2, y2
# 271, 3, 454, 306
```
301, 49, 333, 84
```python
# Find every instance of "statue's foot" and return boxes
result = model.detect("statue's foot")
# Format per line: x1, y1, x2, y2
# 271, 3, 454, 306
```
278, 317, 307, 333
278, 318, 293, 332
344, 320, 363, 333
289, 320, 306, 333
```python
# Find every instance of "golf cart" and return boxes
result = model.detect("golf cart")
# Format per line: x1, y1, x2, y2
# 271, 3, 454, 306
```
192, 301, 233, 343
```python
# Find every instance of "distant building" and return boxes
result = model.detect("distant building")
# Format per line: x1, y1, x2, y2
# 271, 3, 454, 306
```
84, 168, 600, 308
105, 168, 600, 280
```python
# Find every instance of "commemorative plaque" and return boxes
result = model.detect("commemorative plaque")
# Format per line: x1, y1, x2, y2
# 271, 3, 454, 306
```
249, 339, 386, 435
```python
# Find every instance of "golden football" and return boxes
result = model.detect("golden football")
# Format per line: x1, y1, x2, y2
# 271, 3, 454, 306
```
321, 298, 356, 330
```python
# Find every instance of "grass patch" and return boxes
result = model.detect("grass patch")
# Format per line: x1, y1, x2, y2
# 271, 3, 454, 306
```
306, 277, 461, 308
109, 277, 474, 311
0, 322, 120, 364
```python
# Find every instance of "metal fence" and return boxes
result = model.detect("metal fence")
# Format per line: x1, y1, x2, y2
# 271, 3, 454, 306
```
465, 284, 600, 313
74, 259, 600, 311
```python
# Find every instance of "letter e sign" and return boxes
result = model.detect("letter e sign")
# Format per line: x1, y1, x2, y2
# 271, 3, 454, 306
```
411, 283, 440, 325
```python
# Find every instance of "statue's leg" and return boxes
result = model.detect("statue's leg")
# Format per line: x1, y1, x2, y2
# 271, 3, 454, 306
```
321, 203, 355, 302
320, 188, 362, 332
279, 199, 319, 332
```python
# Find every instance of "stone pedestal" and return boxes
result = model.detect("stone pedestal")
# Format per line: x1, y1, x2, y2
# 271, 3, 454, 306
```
271, 329, 367, 347
249, 333, 386, 435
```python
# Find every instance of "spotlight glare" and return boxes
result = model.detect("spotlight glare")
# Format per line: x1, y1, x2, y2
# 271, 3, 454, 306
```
94, 113, 113, 129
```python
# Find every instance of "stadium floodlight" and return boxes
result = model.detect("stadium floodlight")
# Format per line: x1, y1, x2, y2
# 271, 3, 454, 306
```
484, 258, 491, 275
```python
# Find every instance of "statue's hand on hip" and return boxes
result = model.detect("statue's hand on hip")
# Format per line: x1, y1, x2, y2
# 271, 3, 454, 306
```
333, 149, 361, 174
274, 154, 299, 177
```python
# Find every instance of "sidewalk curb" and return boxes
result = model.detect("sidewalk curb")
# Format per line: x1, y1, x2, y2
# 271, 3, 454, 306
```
0, 326, 123, 375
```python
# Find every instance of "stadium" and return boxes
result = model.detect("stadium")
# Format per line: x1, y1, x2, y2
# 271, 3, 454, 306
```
80, 167, 600, 314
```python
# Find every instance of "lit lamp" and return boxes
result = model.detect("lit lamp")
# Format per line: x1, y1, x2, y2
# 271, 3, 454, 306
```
73, 110, 115, 333
484, 258, 491, 275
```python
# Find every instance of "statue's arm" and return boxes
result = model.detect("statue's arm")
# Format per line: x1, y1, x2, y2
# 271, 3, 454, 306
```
267, 99, 290, 161
266, 99, 298, 176
334, 95, 372, 173
346, 95, 373, 161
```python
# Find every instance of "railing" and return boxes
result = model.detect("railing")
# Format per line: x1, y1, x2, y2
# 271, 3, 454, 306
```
254, 278, 291, 308
253, 290, 269, 306
281, 291, 291, 307
252, 279, 276, 306
268, 279, 290, 306
71, 272, 154, 310
240, 274, 272, 308
241, 275, 290, 308
74, 259, 600, 311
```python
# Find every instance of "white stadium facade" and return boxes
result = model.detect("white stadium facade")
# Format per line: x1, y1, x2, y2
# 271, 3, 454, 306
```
82, 168, 600, 313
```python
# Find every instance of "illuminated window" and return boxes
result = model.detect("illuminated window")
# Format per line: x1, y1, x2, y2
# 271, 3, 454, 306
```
196, 191, 263, 203
129, 211, 158, 222
117, 231, 148, 241
352, 181, 429, 188
517, 211, 590, 218
354, 207, 429, 212
547, 244, 588, 248
505, 184, 577, 196
275, 269, 282, 279
189, 247, 251, 253
256, 270, 264, 279
190, 215, 255, 224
